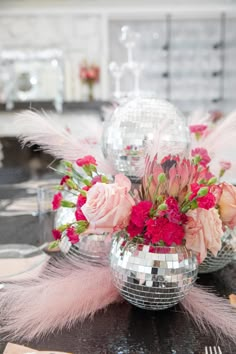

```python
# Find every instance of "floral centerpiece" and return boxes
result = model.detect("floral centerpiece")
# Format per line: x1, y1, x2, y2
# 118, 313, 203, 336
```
52, 150, 236, 262
79, 62, 100, 101
51, 145, 236, 309
189, 123, 236, 272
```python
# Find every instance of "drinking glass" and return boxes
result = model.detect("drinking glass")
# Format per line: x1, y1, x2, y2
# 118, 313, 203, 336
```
37, 183, 58, 248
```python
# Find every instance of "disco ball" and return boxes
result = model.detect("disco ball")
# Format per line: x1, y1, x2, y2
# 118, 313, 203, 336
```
102, 98, 190, 178
198, 227, 236, 274
110, 235, 198, 310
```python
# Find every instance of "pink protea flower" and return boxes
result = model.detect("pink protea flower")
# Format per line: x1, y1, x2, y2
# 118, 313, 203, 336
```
191, 147, 211, 167
52, 192, 63, 210
167, 158, 198, 199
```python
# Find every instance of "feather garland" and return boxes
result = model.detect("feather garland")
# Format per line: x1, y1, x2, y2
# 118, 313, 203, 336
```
180, 285, 236, 344
15, 110, 115, 175
0, 256, 121, 341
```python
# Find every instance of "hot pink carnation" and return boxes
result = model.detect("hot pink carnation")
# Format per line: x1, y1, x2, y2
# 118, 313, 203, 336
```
220, 161, 231, 171
130, 201, 153, 228
127, 222, 143, 238
146, 217, 184, 245
76, 155, 97, 167
92, 175, 102, 185
161, 222, 185, 246
184, 208, 223, 262
60, 175, 70, 186
165, 197, 185, 223
52, 192, 63, 210
66, 227, 79, 244
189, 124, 207, 134
75, 208, 87, 221
81, 174, 135, 233
197, 192, 216, 209
191, 147, 211, 167
52, 229, 61, 240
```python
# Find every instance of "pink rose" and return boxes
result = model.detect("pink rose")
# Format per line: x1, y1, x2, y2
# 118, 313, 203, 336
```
218, 182, 236, 229
81, 174, 135, 233
184, 208, 223, 263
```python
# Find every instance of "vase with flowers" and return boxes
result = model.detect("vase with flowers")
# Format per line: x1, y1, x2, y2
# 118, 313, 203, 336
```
79, 62, 100, 101
189, 123, 236, 273
51, 142, 236, 309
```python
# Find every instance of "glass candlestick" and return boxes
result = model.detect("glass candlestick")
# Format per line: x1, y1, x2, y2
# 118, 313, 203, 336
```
109, 61, 124, 99
119, 26, 140, 65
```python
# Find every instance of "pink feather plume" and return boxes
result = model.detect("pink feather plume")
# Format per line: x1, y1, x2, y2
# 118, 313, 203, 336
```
189, 110, 236, 182
15, 110, 115, 175
0, 256, 120, 341
180, 285, 236, 344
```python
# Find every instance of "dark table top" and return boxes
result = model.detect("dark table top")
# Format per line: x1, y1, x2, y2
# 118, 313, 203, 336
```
0, 184, 236, 354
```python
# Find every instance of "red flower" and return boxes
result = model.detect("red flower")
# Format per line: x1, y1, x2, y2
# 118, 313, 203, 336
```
60, 175, 70, 185
52, 229, 61, 240
127, 222, 143, 238
191, 147, 211, 167
75, 208, 87, 221
146, 217, 185, 246
76, 155, 97, 167
189, 183, 202, 200
52, 192, 63, 210
77, 194, 87, 208
146, 217, 169, 244
189, 124, 207, 134
130, 201, 153, 228
165, 197, 185, 224
77, 186, 90, 207
198, 192, 216, 210
162, 222, 185, 246
66, 227, 79, 244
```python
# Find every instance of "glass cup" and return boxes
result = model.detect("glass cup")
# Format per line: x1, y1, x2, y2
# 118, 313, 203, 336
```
37, 183, 58, 248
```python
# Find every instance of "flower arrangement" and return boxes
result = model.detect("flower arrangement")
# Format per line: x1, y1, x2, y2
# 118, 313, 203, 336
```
52, 148, 236, 263
79, 62, 100, 100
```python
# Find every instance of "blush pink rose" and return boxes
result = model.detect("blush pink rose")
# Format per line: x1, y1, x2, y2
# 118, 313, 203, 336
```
184, 208, 223, 263
81, 174, 135, 233
218, 182, 236, 229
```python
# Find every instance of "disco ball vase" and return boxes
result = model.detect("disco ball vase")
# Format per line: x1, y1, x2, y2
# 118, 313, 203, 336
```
59, 234, 111, 264
110, 235, 198, 310
102, 98, 190, 179
198, 227, 236, 274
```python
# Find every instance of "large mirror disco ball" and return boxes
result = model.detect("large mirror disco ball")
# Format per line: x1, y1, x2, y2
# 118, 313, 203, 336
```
102, 98, 190, 179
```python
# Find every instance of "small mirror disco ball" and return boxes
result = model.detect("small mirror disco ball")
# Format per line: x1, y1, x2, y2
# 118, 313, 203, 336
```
102, 98, 190, 179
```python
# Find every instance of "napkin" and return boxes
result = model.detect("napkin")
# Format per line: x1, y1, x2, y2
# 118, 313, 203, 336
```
3, 343, 72, 354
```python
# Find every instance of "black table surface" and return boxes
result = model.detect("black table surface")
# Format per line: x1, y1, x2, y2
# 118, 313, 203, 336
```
0, 185, 236, 354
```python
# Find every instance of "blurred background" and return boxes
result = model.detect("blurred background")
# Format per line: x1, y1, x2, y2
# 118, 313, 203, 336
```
0, 0, 236, 180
